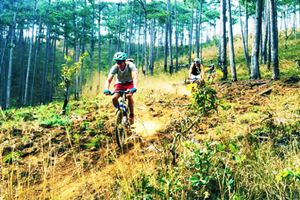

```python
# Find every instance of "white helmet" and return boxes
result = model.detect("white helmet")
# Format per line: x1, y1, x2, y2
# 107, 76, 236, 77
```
194, 58, 201, 63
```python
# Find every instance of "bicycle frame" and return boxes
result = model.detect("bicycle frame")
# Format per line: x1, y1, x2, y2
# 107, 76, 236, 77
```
110, 90, 130, 148
117, 91, 129, 119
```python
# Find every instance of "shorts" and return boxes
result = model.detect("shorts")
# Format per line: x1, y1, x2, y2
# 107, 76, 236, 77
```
190, 74, 200, 80
114, 81, 134, 92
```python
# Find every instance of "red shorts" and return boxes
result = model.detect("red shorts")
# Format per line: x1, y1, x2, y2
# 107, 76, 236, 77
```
114, 81, 134, 92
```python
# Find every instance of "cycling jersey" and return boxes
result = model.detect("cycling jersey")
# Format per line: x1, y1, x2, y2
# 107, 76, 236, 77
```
109, 62, 137, 84
191, 64, 201, 76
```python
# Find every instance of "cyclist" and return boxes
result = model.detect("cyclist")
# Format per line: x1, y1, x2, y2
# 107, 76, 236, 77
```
188, 58, 204, 82
103, 52, 138, 124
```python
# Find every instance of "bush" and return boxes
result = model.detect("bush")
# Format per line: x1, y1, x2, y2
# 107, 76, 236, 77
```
189, 84, 219, 116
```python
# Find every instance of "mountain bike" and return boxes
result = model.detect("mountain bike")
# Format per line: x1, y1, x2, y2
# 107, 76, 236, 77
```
110, 90, 131, 148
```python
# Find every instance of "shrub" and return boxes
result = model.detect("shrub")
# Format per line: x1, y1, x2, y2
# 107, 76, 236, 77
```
189, 84, 219, 116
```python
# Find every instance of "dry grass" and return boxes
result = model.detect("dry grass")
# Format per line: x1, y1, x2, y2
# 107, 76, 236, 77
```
1, 31, 300, 199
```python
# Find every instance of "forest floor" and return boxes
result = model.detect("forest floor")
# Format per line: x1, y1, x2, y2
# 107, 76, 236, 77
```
0, 69, 299, 199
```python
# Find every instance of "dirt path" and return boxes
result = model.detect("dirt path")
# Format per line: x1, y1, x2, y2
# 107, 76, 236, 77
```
55, 83, 189, 199
18, 80, 190, 199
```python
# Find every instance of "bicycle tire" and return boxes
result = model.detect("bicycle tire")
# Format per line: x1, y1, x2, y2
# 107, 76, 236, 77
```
115, 110, 127, 148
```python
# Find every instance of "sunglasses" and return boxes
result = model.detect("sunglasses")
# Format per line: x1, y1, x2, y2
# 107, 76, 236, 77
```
116, 60, 124, 64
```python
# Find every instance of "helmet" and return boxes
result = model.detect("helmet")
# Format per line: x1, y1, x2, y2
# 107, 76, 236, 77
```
113, 52, 127, 61
194, 58, 201, 63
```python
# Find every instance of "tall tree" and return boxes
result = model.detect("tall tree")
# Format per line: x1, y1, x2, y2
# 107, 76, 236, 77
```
149, 19, 155, 75
188, 10, 194, 65
24, 0, 37, 105
41, 0, 52, 103
220, 0, 227, 80
138, 0, 148, 74
238, 1, 250, 71
164, 21, 168, 72
261, 0, 269, 64
270, 0, 279, 79
250, 0, 263, 80
6, 1, 17, 109
167, 0, 173, 74
174, 0, 179, 72
227, 0, 237, 81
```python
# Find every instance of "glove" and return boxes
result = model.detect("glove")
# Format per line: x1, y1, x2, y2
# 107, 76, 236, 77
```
130, 88, 137, 93
103, 89, 111, 95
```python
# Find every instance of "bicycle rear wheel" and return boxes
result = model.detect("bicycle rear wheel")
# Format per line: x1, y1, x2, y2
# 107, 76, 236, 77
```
115, 110, 127, 148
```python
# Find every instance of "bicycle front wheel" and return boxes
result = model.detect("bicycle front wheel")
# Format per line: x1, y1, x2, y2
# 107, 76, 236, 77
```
115, 110, 127, 148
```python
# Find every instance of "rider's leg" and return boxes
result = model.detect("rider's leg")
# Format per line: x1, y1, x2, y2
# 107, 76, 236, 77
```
127, 94, 134, 124
112, 93, 121, 109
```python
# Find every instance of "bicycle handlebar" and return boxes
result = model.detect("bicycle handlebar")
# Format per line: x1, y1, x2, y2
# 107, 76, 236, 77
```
109, 90, 131, 95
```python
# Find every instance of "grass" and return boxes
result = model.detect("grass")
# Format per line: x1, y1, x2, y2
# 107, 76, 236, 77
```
0, 31, 300, 199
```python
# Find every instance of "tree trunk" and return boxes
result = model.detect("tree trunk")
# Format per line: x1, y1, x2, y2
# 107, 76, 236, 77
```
79, 0, 87, 97
6, 9, 17, 109
24, 22, 35, 105
42, 24, 51, 103
227, 0, 237, 81
196, 9, 200, 58
167, 0, 173, 74
270, 0, 280, 80
293, 2, 297, 40
283, 6, 288, 49
17, 27, 26, 105
108, 38, 113, 67
188, 10, 194, 66
30, 15, 42, 105
74, 42, 80, 100
0, 30, 7, 106
49, 36, 56, 101
199, 0, 203, 60
127, 1, 134, 57
117, 3, 121, 51
262, 1, 269, 65
267, 21, 271, 70
97, 4, 103, 90
157, 26, 163, 60
174, 0, 179, 72
149, 19, 155, 75
89, 0, 95, 91
220, 0, 227, 80
137, 11, 142, 70
245, 0, 249, 62
79, 42, 85, 97
238, 2, 250, 72
164, 22, 168, 73
250, 0, 263, 80
143, 13, 148, 74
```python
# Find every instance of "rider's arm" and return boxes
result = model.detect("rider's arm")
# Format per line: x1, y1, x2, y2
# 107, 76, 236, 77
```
128, 62, 138, 89
104, 74, 114, 90
132, 70, 138, 88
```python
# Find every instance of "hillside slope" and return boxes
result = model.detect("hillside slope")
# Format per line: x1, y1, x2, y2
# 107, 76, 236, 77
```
1, 71, 299, 199
1, 34, 300, 199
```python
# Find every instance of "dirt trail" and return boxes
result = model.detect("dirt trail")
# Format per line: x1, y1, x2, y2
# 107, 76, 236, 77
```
133, 80, 189, 138
56, 82, 189, 199
18, 80, 190, 199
